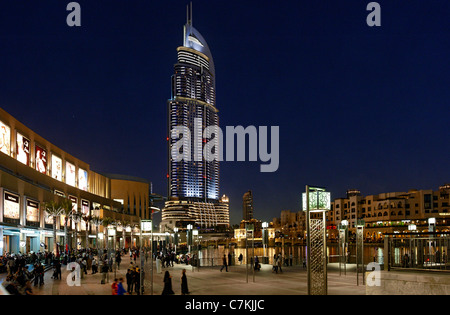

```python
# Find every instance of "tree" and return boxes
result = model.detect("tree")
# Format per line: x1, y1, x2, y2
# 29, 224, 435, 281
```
72, 211, 83, 250
122, 220, 130, 249
44, 201, 64, 255
101, 217, 114, 254
90, 216, 103, 254
83, 215, 92, 250
60, 199, 74, 253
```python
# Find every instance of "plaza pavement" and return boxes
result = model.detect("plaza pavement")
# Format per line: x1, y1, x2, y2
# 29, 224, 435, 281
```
1, 256, 366, 295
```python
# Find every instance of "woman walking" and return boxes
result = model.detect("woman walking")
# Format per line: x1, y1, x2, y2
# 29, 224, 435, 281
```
181, 269, 190, 295
162, 271, 175, 295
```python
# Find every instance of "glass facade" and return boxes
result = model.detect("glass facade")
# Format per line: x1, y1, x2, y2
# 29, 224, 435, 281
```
163, 11, 229, 230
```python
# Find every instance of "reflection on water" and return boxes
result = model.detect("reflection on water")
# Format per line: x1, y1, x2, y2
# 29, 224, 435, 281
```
193, 245, 384, 266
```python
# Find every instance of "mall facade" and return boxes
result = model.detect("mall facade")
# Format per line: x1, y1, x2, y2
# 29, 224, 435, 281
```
0, 107, 153, 255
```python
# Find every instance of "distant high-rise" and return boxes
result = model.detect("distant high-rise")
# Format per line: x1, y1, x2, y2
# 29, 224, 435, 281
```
161, 5, 229, 232
243, 190, 254, 221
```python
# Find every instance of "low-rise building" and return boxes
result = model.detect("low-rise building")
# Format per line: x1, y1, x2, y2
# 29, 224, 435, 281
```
0, 107, 154, 255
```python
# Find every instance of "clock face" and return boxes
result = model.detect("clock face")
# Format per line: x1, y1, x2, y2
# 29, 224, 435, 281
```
302, 191, 331, 211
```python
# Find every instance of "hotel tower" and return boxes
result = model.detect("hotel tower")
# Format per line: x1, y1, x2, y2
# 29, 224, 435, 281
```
161, 5, 229, 232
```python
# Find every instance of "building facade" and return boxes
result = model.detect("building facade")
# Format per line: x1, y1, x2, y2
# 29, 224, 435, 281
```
0, 107, 152, 255
243, 190, 254, 221
161, 7, 229, 232
327, 186, 450, 240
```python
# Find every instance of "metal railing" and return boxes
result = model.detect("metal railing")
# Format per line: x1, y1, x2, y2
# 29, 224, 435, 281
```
386, 233, 450, 272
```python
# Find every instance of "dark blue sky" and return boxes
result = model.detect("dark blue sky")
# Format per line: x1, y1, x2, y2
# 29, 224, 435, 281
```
0, 1, 449, 225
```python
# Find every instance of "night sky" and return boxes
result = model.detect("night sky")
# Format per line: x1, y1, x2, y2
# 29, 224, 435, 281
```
0, 1, 449, 225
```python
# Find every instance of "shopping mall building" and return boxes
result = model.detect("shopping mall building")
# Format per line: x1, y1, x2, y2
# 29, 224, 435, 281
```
0, 107, 155, 255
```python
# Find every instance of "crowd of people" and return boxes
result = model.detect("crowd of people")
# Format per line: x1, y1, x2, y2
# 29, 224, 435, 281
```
2, 247, 306, 296
0, 251, 61, 295
0, 247, 144, 295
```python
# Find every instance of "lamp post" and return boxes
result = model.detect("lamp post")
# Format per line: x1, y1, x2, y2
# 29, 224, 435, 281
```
356, 219, 365, 286
245, 223, 255, 283
428, 218, 436, 264
303, 185, 331, 295
174, 227, 179, 253
338, 220, 348, 276
187, 224, 193, 254
193, 229, 199, 271
108, 226, 117, 279
262, 222, 269, 264
140, 220, 152, 295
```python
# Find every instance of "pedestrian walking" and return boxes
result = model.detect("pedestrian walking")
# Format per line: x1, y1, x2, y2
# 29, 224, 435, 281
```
116, 251, 122, 270
92, 258, 98, 274
162, 271, 175, 295
220, 254, 228, 272
272, 256, 278, 273
134, 266, 141, 295
228, 252, 232, 267
111, 279, 118, 295
101, 262, 109, 284
117, 278, 127, 295
33, 262, 44, 286
126, 269, 134, 294
156, 256, 162, 274
254, 256, 260, 271
181, 269, 190, 295
277, 254, 283, 273
238, 253, 243, 265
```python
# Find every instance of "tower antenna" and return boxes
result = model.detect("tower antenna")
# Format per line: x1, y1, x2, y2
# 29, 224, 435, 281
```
187, 2, 193, 25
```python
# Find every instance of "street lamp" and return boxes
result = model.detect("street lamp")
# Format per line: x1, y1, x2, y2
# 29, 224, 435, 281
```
140, 220, 152, 295
174, 228, 179, 253
262, 222, 269, 264
193, 229, 199, 270
108, 226, 117, 278
338, 220, 348, 276
303, 185, 331, 295
187, 224, 193, 254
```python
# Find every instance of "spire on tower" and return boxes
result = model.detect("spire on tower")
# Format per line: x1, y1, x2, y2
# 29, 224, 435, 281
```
187, 2, 193, 25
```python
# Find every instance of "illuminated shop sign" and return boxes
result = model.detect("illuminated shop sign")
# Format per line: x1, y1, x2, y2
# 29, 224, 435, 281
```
68, 195, 78, 229
26, 199, 40, 223
52, 154, 62, 181
66, 161, 76, 187
3, 191, 20, 221
35, 144, 47, 174
0, 120, 11, 156
78, 168, 88, 191
81, 199, 90, 216
69, 196, 78, 212
16, 132, 30, 166
54, 190, 65, 197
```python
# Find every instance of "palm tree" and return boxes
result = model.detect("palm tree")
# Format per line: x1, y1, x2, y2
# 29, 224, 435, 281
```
44, 201, 64, 255
72, 211, 83, 251
115, 219, 124, 250
122, 220, 130, 250
83, 215, 92, 250
90, 216, 103, 255
101, 217, 114, 255
129, 222, 137, 249
60, 199, 74, 254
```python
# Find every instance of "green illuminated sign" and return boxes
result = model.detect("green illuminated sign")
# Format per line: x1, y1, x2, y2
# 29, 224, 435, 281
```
302, 190, 331, 211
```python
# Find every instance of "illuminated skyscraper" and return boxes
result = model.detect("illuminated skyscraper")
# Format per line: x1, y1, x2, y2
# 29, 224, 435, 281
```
243, 190, 254, 221
161, 5, 228, 231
